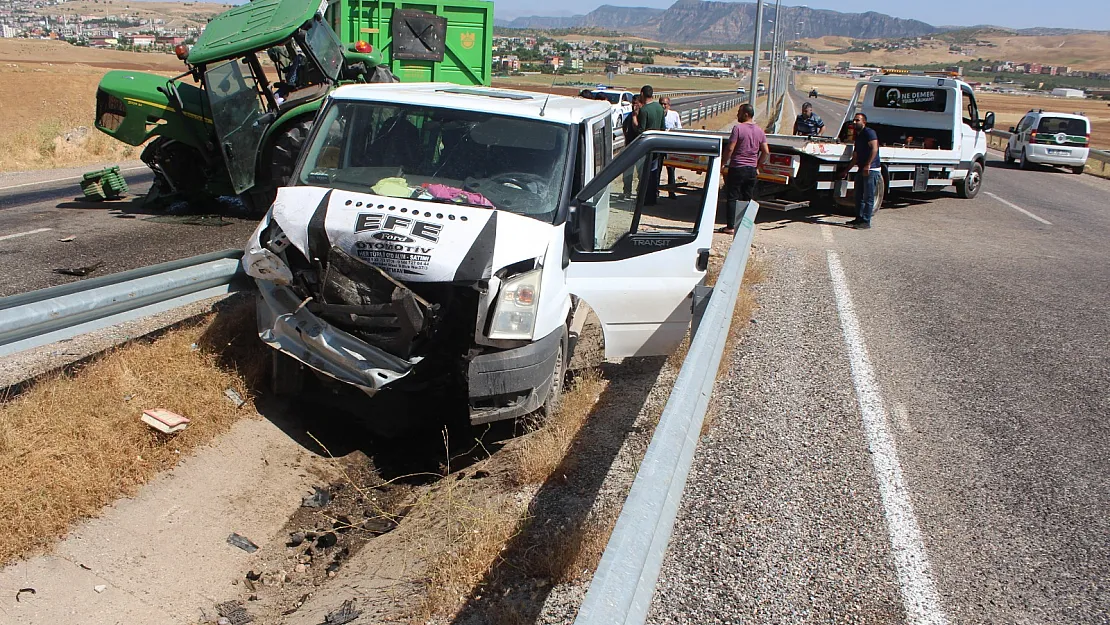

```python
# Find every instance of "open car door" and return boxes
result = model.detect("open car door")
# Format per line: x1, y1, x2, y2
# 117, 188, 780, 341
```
205, 59, 268, 194
566, 131, 722, 358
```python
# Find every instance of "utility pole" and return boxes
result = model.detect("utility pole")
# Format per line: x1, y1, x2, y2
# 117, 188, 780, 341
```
748, 0, 764, 119
766, 0, 781, 116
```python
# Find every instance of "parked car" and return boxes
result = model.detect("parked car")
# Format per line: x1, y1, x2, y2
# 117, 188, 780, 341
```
590, 88, 636, 133
1005, 110, 1091, 174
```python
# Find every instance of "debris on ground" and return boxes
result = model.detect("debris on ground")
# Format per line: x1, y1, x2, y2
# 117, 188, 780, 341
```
301, 486, 331, 509
57, 236, 76, 243
224, 388, 246, 408
53, 262, 103, 277
287, 531, 306, 547
216, 600, 254, 625
15, 587, 35, 602
282, 593, 311, 616
80, 166, 129, 201
93, 584, 106, 593
227, 533, 259, 553
322, 599, 361, 624
140, 408, 190, 434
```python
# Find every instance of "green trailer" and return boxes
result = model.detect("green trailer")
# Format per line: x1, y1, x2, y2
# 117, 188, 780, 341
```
93, 0, 492, 212
325, 0, 493, 86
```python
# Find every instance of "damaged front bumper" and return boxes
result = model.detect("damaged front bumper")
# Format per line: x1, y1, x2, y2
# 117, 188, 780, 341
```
255, 280, 420, 395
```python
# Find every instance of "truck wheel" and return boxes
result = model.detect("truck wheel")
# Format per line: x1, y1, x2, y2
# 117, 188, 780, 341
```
956, 161, 983, 199
540, 330, 568, 418
1004, 144, 1015, 165
269, 118, 314, 188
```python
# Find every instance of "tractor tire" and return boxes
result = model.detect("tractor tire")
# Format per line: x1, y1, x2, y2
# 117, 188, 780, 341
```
140, 138, 210, 208
956, 161, 983, 199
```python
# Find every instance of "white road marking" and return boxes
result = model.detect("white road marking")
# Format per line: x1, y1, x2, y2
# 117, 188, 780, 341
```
0, 227, 52, 242
826, 251, 949, 625
984, 191, 1052, 226
0, 166, 147, 193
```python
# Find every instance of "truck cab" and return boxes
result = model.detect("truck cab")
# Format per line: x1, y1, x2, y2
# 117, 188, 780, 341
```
243, 84, 725, 425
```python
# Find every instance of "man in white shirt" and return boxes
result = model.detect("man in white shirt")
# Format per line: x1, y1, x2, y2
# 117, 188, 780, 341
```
661, 97, 682, 199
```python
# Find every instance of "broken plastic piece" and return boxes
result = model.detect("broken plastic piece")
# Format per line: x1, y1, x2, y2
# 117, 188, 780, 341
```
93, 585, 107, 593
227, 533, 259, 553
53, 262, 103, 277
224, 388, 246, 408
302, 486, 331, 508
323, 599, 361, 624
141, 409, 190, 434
58, 236, 76, 242
15, 587, 35, 602
216, 600, 254, 625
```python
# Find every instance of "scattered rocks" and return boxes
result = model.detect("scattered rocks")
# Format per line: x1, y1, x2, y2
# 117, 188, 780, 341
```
301, 486, 331, 509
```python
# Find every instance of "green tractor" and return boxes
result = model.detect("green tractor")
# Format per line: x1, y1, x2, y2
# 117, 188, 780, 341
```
93, 0, 492, 211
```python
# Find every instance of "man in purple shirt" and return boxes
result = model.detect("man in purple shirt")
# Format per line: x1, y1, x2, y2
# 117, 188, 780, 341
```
719, 104, 769, 235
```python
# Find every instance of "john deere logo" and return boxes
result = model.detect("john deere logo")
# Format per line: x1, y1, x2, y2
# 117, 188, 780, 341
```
460, 32, 476, 49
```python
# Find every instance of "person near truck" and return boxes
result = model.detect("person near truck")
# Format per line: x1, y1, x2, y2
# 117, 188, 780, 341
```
793, 102, 824, 136
842, 112, 881, 230
661, 96, 682, 199
622, 95, 644, 199
637, 85, 666, 205
718, 103, 768, 236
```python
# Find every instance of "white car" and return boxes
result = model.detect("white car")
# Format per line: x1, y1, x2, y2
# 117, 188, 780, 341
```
1005, 110, 1091, 174
590, 88, 636, 130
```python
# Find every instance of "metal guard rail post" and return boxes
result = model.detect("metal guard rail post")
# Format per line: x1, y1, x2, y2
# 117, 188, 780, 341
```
574, 200, 760, 625
0, 250, 246, 358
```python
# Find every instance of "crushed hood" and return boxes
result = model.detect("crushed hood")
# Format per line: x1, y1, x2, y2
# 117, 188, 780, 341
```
270, 186, 556, 282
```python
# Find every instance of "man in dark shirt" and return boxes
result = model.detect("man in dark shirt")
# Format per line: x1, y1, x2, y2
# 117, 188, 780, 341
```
793, 102, 825, 136
637, 85, 666, 204
843, 112, 881, 229
622, 95, 643, 199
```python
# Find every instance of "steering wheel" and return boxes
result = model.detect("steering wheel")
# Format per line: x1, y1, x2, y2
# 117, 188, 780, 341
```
489, 172, 545, 191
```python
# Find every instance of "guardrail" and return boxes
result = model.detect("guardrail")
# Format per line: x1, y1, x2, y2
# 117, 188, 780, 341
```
985, 130, 1110, 178
574, 200, 760, 625
677, 95, 745, 128
0, 250, 246, 358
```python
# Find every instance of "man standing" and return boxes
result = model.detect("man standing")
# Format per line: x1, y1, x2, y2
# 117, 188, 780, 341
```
843, 112, 881, 230
793, 102, 824, 136
622, 95, 643, 199
719, 104, 768, 235
637, 85, 666, 204
661, 96, 683, 199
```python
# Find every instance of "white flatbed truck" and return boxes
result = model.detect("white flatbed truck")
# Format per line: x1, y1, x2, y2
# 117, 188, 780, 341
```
749, 74, 997, 211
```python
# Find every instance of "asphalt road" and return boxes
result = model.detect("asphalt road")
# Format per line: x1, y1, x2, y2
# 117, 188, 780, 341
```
0, 169, 258, 297
650, 90, 1110, 623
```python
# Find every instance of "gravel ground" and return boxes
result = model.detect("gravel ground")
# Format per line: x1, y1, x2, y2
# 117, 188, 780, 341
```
647, 235, 905, 624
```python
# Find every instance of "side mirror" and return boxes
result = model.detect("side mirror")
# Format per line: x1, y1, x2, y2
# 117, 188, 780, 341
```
1008, 126, 1016, 133
573, 202, 595, 253
982, 112, 995, 132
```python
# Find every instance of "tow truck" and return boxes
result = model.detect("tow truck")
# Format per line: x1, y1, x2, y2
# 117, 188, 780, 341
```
756, 72, 995, 211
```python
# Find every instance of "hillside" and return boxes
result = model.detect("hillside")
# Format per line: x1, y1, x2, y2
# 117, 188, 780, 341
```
496, 0, 938, 44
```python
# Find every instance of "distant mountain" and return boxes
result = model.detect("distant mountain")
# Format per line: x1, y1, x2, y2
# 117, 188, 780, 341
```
495, 0, 938, 44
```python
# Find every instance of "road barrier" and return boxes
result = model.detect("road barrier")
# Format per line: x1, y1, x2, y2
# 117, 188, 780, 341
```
0, 250, 246, 358
574, 200, 760, 625
678, 95, 745, 128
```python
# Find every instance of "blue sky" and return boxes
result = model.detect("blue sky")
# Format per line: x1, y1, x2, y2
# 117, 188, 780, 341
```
494, 0, 1110, 30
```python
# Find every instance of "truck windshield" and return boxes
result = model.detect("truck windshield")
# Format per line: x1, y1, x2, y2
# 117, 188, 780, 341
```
295, 100, 572, 223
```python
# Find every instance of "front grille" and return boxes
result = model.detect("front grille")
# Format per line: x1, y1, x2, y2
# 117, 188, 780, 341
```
95, 90, 126, 133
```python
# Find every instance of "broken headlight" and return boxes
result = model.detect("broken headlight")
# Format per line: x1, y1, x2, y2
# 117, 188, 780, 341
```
488, 268, 541, 340
243, 221, 294, 285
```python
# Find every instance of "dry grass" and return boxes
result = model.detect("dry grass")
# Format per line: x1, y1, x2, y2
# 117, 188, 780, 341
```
0, 300, 266, 565
415, 369, 609, 621
0, 40, 187, 172
798, 33, 1110, 72
511, 370, 607, 485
